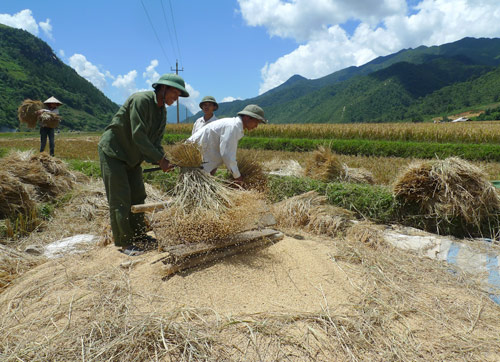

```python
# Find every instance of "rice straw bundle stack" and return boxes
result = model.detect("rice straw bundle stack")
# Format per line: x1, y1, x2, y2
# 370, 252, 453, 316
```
0, 150, 75, 201
236, 153, 268, 192
39, 111, 61, 128
152, 143, 264, 246
393, 157, 500, 234
0, 171, 36, 218
17, 99, 44, 128
304, 146, 342, 182
272, 190, 354, 236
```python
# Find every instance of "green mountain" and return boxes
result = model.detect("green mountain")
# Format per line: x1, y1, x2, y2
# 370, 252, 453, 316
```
0, 24, 119, 131
189, 37, 500, 124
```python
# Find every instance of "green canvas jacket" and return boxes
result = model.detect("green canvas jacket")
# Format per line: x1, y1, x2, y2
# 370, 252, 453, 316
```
98, 91, 166, 167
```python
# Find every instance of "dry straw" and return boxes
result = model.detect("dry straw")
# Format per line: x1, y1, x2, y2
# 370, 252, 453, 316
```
17, 99, 44, 128
393, 157, 500, 234
236, 152, 268, 192
272, 190, 354, 236
0, 171, 36, 218
38, 111, 61, 128
0, 150, 76, 201
304, 145, 343, 181
305, 146, 373, 184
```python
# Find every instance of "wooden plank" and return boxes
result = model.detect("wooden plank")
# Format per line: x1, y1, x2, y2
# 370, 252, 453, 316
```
162, 232, 284, 278
163, 228, 280, 262
131, 200, 173, 213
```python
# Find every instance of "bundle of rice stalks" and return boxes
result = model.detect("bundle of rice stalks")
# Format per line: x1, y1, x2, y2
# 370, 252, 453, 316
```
168, 141, 203, 168
236, 152, 268, 192
0, 150, 75, 201
272, 191, 354, 236
38, 111, 61, 128
341, 165, 375, 184
152, 143, 265, 246
393, 157, 500, 236
0, 171, 36, 218
17, 99, 44, 128
304, 146, 342, 182
345, 221, 386, 249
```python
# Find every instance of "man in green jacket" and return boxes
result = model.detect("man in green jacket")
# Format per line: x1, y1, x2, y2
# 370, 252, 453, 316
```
98, 73, 189, 256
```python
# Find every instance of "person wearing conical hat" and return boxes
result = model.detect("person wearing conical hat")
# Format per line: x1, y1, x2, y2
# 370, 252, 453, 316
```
187, 104, 267, 185
192, 96, 218, 135
98, 73, 190, 256
38, 96, 63, 156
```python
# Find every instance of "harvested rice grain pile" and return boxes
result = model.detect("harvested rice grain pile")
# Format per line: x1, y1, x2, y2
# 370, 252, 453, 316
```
393, 157, 500, 237
272, 190, 354, 236
152, 143, 265, 246
17, 99, 44, 128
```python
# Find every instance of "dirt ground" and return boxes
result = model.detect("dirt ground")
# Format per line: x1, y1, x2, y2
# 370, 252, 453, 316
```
1, 179, 500, 361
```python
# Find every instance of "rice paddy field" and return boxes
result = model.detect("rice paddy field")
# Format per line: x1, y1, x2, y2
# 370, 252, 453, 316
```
1, 123, 500, 361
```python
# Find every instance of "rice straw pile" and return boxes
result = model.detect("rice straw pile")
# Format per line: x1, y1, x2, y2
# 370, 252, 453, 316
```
38, 111, 61, 128
304, 146, 343, 181
393, 157, 500, 236
0, 150, 76, 201
272, 190, 354, 236
17, 99, 44, 128
236, 152, 268, 192
152, 143, 264, 246
0, 172, 36, 218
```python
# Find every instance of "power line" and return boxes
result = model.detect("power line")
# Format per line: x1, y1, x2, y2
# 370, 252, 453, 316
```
140, 0, 172, 66
160, 0, 177, 60
168, 0, 183, 65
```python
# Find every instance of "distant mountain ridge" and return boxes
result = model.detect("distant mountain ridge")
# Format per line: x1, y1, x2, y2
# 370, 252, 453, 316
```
0, 24, 119, 131
188, 37, 500, 124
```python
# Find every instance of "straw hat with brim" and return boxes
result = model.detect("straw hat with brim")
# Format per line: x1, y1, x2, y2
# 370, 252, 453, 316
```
152, 74, 189, 97
43, 96, 63, 105
199, 96, 218, 111
238, 104, 267, 123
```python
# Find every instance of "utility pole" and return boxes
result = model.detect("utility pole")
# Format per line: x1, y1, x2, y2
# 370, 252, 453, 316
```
171, 59, 184, 124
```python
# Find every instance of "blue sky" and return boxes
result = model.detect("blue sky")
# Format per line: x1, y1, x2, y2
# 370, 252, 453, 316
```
2, 0, 500, 115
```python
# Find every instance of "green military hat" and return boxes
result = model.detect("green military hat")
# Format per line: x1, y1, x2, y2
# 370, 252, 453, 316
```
152, 74, 189, 97
199, 96, 218, 111
238, 104, 267, 123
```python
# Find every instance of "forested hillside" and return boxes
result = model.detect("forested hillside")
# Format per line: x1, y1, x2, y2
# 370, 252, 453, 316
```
0, 24, 118, 131
191, 37, 500, 124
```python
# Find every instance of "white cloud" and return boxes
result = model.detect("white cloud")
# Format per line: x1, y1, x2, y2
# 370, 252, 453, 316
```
0, 9, 39, 35
69, 54, 107, 90
143, 59, 160, 86
244, 0, 500, 94
221, 96, 241, 103
39, 18, 53, 39
238, 0, 407, 42
58, 49, 65, 58
181, 83, 200, 114
112, 70, 139, 98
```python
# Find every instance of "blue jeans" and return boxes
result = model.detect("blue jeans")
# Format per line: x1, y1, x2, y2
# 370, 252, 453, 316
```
40, 127, 55, 156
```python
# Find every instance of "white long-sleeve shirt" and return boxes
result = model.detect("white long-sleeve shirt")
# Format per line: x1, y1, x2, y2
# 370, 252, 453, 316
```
187, 117, 244, 178
192, 114, 217, 135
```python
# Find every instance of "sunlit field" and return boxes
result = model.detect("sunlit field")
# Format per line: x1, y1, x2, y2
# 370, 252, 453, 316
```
166, 121, 500, 144
1, 129, 500, 185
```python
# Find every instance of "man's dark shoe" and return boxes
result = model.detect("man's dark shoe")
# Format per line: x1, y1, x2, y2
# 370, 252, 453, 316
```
120, 245, 145, 256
